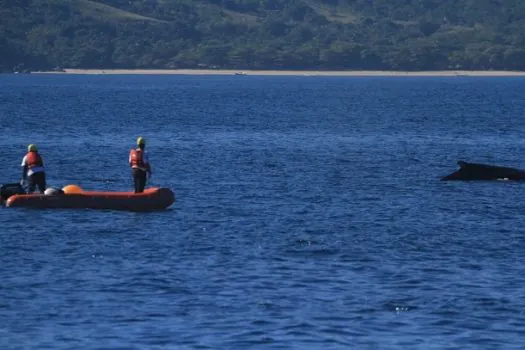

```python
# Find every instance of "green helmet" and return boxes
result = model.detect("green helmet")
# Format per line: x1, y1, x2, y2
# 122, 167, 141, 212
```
27, 144, 37, 152
137, 137, 145, 146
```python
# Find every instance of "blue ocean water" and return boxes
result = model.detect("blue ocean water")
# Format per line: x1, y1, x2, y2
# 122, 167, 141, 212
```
1, 74, 525, 349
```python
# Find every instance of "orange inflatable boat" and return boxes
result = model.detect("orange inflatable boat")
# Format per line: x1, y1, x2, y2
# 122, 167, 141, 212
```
3, 184, 175, 211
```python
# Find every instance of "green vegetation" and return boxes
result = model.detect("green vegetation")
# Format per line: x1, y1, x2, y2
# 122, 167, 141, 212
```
2, 0, 525, 72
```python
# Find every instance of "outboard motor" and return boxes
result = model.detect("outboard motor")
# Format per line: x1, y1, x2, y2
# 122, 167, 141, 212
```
0, 183, 26, 203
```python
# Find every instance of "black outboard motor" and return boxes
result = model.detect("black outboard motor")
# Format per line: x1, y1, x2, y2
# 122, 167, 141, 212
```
0, 183, 26, 203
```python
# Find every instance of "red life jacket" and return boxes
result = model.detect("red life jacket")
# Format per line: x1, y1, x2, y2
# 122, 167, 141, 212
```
129, 149, 145, 169
26, 151, 43, 168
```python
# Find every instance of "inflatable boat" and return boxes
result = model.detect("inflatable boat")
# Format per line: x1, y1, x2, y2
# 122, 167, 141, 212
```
1, 184, 175, 211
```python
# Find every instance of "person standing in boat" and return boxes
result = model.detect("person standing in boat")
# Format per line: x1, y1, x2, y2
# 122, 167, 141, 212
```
20, 144, 46, 193
129, 137, 152, 193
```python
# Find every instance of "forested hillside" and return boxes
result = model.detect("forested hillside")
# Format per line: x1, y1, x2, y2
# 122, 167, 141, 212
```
2, 0, 525, 72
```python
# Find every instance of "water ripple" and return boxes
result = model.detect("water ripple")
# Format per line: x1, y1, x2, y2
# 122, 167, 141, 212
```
2, 75, 525, 349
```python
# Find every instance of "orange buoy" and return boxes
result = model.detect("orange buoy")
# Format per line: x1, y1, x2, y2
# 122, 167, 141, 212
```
62, 184, 83, 194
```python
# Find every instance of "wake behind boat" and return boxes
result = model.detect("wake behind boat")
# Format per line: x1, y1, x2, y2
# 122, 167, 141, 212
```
1, 184, 175, 211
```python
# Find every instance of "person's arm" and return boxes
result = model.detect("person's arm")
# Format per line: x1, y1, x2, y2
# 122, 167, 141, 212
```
144, 152, 152, 176
20, 156, 28, 183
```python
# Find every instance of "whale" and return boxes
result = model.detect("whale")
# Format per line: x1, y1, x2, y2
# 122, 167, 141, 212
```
441, 160, 525, 181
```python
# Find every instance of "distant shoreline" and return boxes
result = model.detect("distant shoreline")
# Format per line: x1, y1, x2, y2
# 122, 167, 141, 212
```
32, 69, 525, 77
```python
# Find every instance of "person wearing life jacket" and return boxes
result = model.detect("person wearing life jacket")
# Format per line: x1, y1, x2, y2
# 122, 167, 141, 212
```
21, 144, 46, 193
129, 137, 152, 193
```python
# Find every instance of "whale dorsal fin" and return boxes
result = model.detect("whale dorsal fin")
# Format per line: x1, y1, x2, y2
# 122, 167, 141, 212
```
457, 160, 468, 168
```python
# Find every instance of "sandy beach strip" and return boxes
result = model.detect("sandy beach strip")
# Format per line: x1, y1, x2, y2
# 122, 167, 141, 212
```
34, 69, 525, 76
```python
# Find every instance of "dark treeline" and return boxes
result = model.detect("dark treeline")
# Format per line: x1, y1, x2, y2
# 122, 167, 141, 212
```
2, 0, 525, 72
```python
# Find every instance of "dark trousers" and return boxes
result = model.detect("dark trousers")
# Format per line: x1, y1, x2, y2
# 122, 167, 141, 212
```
28, 172, 46, 194
132, 168, 147, 193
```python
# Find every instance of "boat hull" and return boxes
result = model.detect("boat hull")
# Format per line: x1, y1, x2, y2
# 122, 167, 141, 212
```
5, 187, 175, 211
